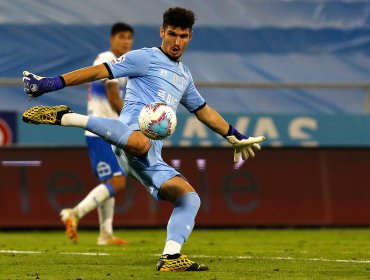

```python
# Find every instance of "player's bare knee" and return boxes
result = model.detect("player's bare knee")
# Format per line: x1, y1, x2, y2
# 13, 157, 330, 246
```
160, 177, 196, 203
125, 131, 151, 155
107, 175, 126, 192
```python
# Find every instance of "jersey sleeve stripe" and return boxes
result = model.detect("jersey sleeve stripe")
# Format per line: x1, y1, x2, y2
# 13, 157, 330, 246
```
60, 75, 66, 87
190, 102, 207, 113
103, 62, 114, 79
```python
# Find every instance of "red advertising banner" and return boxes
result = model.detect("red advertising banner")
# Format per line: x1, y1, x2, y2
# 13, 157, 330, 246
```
0, 147, 369, 227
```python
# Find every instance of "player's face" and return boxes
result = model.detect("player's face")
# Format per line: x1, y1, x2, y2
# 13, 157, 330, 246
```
110, 31, 133, 57
160, 26, 192, 60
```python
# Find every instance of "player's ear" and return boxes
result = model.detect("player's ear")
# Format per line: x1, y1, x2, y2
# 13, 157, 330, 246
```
160, 26, 164, 39
189, 30, 193, 41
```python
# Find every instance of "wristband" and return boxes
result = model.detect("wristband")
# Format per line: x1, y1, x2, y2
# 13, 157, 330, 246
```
225, 124, 247, 140
41, 76, 66, 92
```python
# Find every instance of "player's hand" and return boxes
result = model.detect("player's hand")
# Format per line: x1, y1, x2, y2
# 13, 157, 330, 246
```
225, 125, 265, 162
23, 71, 65, 97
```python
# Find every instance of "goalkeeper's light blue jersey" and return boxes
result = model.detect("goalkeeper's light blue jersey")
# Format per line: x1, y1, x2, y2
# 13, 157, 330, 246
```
105, 48, 206, 199
104, 47, 205, 195
105, 47, 206, 129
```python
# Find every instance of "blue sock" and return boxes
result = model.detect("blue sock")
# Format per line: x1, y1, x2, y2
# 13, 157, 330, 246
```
86, 116, 132, 148
166, 192, 201, 245
104, 182, 116, 197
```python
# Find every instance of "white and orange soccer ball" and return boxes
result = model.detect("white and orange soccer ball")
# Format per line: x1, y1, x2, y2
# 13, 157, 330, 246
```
138, 103, 177, 140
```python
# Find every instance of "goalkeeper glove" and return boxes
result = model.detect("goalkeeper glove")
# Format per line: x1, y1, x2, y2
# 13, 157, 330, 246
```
225, 125, 265, 162
23, 71, 66, 97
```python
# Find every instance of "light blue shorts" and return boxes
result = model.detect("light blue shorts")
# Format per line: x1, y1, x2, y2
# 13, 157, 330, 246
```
113, 140, 181, 201
113, 102, 182, 200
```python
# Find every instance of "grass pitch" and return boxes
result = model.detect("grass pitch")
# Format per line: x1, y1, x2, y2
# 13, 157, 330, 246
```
0, 229, 369, 279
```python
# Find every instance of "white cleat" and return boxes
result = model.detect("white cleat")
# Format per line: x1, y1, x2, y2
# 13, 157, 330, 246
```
60, 209, 79, 243
97, 233, 128, 245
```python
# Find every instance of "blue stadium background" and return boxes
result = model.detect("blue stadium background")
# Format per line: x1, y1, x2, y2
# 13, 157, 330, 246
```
0, 0, 369, 146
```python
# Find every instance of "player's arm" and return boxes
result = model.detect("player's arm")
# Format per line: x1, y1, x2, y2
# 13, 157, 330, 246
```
23, 64, 110, 97
180, 72, 265, 162
105, 80, 123, 114
195, 104, 265, 162
194, 104, 229, 136
23, 49, 150, 98
63, 64, 110, 86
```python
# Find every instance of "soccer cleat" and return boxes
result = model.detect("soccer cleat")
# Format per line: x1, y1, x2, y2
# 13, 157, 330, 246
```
97, 235, 129, 246
23, 105, 73, 125
60, 209, 79, 243
156, 253, 209, 272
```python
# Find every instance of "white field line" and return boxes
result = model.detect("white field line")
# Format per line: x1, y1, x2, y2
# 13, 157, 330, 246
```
0, 250, 42, 254
2, 250, 368, 263
191, 255, 370, 264
60, 252, 110, 256
0, 250, 109, 256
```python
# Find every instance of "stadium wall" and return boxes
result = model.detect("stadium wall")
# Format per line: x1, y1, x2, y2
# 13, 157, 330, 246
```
1, 113, 370, 147
0, 147, 369, 228
1, 0, 369, 114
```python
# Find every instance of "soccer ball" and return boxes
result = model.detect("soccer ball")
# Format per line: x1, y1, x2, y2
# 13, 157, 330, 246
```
138, 103, 177, 140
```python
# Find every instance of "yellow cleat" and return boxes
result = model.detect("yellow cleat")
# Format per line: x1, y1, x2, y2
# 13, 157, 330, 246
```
156, 254, 209, 272
60, 209, 78, 243
23, 105, 73, 125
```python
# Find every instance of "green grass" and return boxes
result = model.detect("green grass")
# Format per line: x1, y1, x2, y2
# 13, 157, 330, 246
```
0, 229, 369, 279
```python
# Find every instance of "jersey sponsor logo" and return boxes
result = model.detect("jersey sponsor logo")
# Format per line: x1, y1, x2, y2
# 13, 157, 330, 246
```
111, 55, 126, 64
166, 94, 178, 108
157, 90, 178, 108
158, 89, 166, 99
0, 118, 13, 146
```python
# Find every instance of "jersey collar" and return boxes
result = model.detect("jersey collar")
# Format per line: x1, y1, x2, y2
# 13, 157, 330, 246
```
158, 47, 180, 63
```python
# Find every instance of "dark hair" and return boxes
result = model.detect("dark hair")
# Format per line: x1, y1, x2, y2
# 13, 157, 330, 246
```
111, 22, 134, 36
162, 7, 196, 30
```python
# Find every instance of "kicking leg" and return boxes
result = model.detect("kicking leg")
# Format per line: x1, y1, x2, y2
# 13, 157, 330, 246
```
23, 105, 150, 155
62, 113, 132, 149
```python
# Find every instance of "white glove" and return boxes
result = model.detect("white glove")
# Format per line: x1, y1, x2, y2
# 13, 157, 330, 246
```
226, 135, 266, 162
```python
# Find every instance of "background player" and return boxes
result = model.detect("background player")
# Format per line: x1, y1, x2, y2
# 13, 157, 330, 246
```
22, 7, 265, 271
60, 23, 134, 245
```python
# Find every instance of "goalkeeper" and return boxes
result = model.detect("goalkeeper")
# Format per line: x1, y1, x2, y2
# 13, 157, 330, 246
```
22, 7, 265, 272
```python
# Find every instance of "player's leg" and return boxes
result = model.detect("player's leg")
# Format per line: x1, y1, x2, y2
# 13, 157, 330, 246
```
97, 175, 128, 245
114, 141, 208, 271
156, 176, 209, 271
70, 114, 150, 155
160, 176, 198, 255
60, 136, 128, 244
60, 182, 116, 243
23, 105, 150, 155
